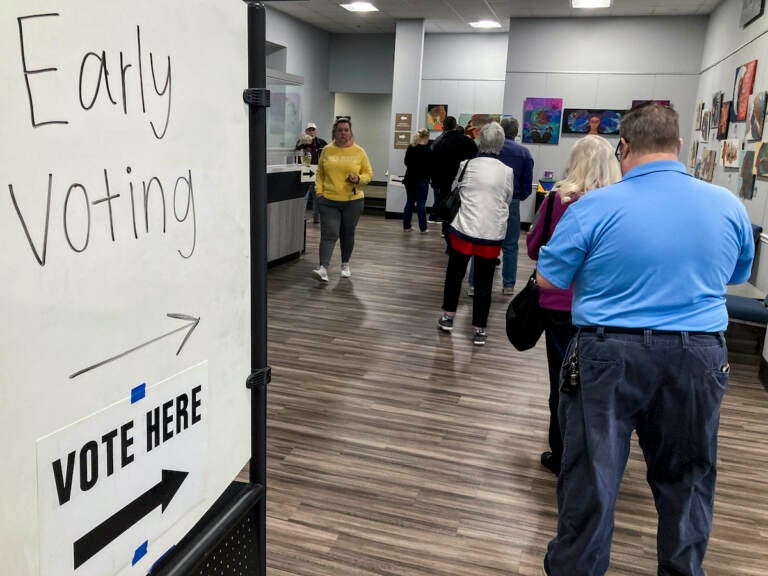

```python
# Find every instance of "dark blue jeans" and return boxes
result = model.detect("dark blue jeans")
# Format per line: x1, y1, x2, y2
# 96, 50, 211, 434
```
545, 329, 729, 576
404, 178, 429, 231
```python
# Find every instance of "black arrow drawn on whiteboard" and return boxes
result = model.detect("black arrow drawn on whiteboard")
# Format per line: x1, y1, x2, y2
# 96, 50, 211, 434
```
69, 313, 200, 379
72, 469, 188, 569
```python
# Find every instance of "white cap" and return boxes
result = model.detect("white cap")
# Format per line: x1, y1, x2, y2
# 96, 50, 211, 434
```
306, 122, 317, 129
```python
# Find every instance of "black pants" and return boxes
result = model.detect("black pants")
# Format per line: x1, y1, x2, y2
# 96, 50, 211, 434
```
541, 308, 576, 461
441, 246, 498, 328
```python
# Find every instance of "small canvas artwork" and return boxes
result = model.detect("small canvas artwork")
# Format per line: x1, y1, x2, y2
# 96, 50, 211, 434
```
457, 113, 472, 129
700, 149, 717, 182
739, 150, 757, 198
688, 140, 699, 169
732, 60, 758, 121
426, 104, 447, 131
701, 110, 711, 141
562, 109, 624, 135
711, 92, 723, 132
631, 99, 671, 108
464, 114, 502, 135
740, 0, 765, 27
749, 91, 767, 140
694, 101, 705, 130
717, 101, 732, 140
753, 141, 768, 176
720, 139, 741, 168
522, 98, 563, 145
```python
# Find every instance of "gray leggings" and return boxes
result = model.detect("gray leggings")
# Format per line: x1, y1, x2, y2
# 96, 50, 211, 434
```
317, 196, 364, 267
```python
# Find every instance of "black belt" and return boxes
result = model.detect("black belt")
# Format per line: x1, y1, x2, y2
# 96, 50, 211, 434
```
578, 326, 719, 336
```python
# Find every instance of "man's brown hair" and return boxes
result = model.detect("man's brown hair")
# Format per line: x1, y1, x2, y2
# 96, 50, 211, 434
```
620, 103, 679, 155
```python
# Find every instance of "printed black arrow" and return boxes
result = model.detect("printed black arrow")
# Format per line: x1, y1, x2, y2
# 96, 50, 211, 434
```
302, 168, 315, 177
72, 469, 188, 569
69, 313, 200, 379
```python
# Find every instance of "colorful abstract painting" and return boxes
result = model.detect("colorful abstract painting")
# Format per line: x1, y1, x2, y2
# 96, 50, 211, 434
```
700, 149, 717, 182
720, 139, 741, 168
522, 98, 563, 145
732, 60, 758, 121
739, 150, 756, 199
562, 109, 624, 135
750, 91, 767, 140
426, 104, 447, 131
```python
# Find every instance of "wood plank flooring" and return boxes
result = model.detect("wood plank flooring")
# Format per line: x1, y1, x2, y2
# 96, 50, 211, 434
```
240, 213, 768, 575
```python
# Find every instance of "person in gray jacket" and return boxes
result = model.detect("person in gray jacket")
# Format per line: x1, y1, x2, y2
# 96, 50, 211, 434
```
437, 122, 514, 345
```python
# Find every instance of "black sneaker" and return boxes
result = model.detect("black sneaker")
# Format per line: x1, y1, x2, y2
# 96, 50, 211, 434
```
540, 451, 561, 476
472, 328, 487, 345
438, 315, 454, 332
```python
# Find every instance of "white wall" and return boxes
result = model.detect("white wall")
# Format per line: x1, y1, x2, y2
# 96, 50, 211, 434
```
329, 34, 396, 94
334, 93, 392, 182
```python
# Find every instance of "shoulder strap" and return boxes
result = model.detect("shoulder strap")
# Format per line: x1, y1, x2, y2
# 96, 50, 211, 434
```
541, 190, 556, 242
457, 158, 471, 183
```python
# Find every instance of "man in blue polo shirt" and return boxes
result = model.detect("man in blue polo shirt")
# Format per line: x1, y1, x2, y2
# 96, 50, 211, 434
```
537, 103, 754, 576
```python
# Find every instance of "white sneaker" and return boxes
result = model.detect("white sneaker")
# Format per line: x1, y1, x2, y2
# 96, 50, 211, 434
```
340, 263, 351, 278
312, 265, 329, 282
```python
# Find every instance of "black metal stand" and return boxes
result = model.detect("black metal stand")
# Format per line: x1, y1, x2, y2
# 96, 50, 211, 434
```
147, 2, 269, 575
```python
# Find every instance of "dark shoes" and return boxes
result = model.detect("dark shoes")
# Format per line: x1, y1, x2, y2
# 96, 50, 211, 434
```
540, 451, 561, 476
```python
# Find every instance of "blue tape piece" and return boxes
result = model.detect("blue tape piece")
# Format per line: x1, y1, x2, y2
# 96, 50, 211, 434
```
131, 383, 146, 404
148, 545, 176, 574
132, 540, 148, 565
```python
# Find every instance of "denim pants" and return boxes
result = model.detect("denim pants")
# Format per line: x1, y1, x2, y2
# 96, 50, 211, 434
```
545, 329, 729, 576
468, 199, 520, 288
403, 179, 429, 231
317, 197, 364, 267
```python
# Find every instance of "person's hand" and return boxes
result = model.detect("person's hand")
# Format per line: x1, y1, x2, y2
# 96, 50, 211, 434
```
347, 173, 360, 184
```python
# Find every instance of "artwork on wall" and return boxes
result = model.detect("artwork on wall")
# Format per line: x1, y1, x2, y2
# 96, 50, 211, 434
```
457, 113, 472, 128
740, 0, 765, 28
732, 60, 758, 121
700, 149, 717, 182
711, 92, 724, 132
562, 109, 624, 134
464, 114, 502, 135
522, 98, 563, 144
426, 104, 447, 131
717, 101, 732, 140
688, 140, 699, 169
753, 141, 768, 176
749, 91, 768, 140
700, 110, 711, 141
739, 150, 757, 199
720, 139, 741, 168
694, 101, 705, 130
631, 99, 671, 108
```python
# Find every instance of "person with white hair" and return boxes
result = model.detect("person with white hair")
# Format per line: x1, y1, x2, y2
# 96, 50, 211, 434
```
437, 122, 514, 345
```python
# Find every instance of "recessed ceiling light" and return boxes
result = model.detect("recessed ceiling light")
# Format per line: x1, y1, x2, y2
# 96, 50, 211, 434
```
340, 2, 379, 12
469, 20, 502, 29
572, 0, 612, 7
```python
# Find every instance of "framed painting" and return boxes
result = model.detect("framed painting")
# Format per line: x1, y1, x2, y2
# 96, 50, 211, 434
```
700, 149, 717, 182
732, 60, 758, 121
753, 141, 768, 176
750, 91, 768, 140
694, 100, 705, 130
522, 98, 563, 145
717, 101, 731, 140
711, 92, 723, 132
701, 110, 711, 141
688, 139, 699, 170
720, 139, 741, 168
426, 104, 447, 131
740, 0, 765, 27
739, 150, 756, 198
562, 109, 625, 135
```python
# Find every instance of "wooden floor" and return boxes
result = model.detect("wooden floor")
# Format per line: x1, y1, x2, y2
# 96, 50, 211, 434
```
240, 213, 768, 576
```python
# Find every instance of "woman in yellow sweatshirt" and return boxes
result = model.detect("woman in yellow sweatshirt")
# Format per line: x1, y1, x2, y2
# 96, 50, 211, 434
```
312, 117, 373, 282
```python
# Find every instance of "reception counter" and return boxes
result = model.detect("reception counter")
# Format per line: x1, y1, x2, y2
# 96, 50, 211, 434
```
267, 164, 306, 264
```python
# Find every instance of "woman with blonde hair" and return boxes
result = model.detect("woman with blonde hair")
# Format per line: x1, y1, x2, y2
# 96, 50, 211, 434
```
402, 128, 432, 232
526, 134, 621, 475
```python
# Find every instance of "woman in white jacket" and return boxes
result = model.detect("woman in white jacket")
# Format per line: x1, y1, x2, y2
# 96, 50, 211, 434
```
437, 122, 514, 345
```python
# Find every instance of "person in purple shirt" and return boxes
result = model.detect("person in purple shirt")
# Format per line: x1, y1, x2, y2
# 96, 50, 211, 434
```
526, 135, 620, 476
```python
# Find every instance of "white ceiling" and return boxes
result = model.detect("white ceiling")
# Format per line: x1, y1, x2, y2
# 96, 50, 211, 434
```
264, 0, 722, 34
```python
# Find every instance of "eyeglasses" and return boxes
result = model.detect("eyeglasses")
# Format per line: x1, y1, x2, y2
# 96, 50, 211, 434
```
614, 138, 627, 162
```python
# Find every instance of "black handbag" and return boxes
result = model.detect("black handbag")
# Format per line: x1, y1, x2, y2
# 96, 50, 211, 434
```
437, 159, 470, 223
505, 190, 556, 351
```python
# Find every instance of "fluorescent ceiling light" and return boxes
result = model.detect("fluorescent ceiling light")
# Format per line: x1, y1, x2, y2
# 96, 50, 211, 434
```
469, 20, 502, 29
572, 0, 611, 7
340, 2, 379, 12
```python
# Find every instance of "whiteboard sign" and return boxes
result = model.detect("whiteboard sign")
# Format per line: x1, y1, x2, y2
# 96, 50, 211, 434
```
300, 164, 318, 183
37, 364, 207, 576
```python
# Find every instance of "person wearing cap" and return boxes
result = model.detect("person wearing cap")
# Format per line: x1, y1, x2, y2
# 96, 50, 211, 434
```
296, 122, 327, 223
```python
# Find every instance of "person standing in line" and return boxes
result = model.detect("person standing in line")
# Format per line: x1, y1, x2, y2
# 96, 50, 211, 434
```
312, 117, 372, 283
526, 135, 620, 477
402, 128, 432, 233
537, 103, 754, 576
468, 116, 534, 296
430, 116, 477, 223
437, 122, 513, 345
295, 122, 328, 224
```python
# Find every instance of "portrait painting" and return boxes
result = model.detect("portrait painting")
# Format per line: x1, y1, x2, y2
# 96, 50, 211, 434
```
720, 139, 741, 168
753, 141, 768, 176
522, 98, 563, 145
750, 91, 767, 140
700, 149, 717, 182
732, 60, 758, 122
562, 109, 624, 135
717, 101, 731, 140
740, 0, 765, 27
739, 150, 756, 198
426, 104, 447, 131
